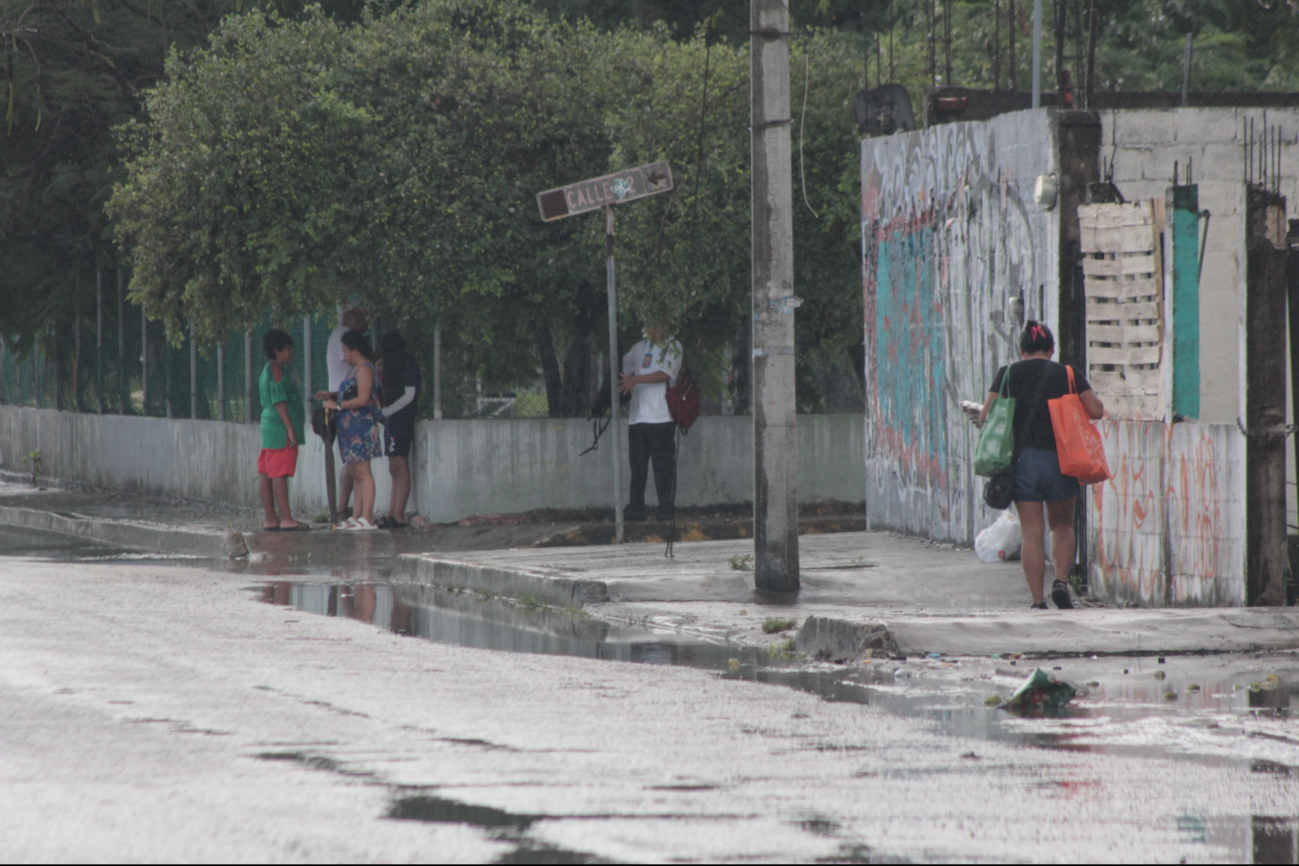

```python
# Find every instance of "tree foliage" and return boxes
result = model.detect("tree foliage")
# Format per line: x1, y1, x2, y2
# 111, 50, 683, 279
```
9, 0, 1299, 415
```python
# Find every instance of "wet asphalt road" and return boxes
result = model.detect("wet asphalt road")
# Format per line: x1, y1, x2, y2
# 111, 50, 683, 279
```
1, 525, 1298, 863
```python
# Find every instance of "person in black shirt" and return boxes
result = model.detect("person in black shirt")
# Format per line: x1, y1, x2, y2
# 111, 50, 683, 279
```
378, 331, 421, 529
977, 321, 1104, 610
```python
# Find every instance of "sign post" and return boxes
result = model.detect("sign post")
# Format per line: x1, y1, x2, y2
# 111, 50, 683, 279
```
538, 161, 674, 543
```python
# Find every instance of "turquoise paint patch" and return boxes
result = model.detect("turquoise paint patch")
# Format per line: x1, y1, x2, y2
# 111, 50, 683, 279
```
1170, 185, 1200, 420
874, 225, 948, 480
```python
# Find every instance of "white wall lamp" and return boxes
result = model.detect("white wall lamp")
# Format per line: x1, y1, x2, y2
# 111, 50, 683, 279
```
1034, 174, 1058, 209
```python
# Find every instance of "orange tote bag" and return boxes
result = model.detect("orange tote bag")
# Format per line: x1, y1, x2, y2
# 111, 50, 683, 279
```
1048, 365, 1110, 485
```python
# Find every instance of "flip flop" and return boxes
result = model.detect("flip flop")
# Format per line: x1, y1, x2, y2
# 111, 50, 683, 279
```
279, 523, 311, 532
262, 525, 281, 532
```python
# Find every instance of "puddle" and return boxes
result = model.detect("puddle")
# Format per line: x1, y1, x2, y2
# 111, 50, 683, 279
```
259, 579, 1299, 773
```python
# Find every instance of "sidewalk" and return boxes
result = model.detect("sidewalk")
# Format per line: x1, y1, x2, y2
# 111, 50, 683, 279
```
4, 477, 1297, 659
395, 534, 1299, 658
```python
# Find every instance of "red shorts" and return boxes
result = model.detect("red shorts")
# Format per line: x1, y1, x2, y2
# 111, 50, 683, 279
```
257, 446, 298, 479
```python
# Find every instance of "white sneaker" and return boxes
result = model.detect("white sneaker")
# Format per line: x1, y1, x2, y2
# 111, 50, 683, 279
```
345, 517, 378, 531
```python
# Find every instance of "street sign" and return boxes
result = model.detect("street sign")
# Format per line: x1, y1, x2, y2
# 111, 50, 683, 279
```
536, 161, 673, 222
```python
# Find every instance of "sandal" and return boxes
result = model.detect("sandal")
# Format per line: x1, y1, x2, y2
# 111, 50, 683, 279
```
262, 524, 281, 532
343, 517, 378, 531
375, 516, 396, 529
335, 518, 360, 531
279, 522, 311, 532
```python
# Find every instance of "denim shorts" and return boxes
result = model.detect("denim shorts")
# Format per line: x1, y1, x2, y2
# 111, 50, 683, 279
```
1014, 447, 1079, 503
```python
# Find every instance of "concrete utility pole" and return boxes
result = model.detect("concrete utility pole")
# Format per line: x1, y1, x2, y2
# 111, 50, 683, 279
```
750, 0, 800, 594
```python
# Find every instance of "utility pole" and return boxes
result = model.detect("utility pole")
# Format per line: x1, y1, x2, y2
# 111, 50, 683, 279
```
605, 204, 625, 543
750, 0, 800, 594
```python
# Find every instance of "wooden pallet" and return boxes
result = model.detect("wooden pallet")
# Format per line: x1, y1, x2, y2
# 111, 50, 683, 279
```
1079, 201, 1165, 420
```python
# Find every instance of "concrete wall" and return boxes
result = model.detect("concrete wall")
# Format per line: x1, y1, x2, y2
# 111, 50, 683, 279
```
0, 406, 865, 523
1101, 107, 1299, 571
1087, 419, 1246, 607
1101, 107, 1299, 426
860, 109, 1062, 543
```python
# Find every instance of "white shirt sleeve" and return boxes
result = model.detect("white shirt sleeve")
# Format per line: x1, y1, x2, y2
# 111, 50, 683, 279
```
658, 340, 684, 385
622, 342, 640, 377
381, 386, 417, 418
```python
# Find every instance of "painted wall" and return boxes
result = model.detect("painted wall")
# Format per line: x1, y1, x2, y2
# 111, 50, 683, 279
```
1087, 419, 1246, 606
1101, 107, 1299, 581
1101, 107, 1299, 426
0, 406, 865, 522
861, 109, 1060, 542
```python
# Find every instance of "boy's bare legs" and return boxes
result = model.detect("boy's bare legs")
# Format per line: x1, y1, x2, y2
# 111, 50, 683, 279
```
387, 456, 410, 523
1016, 501, 1047, 604
258, 474, 279, 529
273, 477, 302, 529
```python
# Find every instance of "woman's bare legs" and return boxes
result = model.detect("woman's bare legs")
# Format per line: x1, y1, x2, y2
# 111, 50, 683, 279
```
387, 455, 411, 523
1017, 498, 1077, 605
350, 460, 376, 525
1046, 497, 1077, 585
1016, 501, 1047, 604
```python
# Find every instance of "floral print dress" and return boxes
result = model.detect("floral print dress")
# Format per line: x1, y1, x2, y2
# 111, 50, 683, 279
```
336, 362, 383, 465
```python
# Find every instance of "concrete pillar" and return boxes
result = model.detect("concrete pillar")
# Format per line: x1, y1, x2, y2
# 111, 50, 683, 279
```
750, 0, 799, 594
1245, 185, 1289, 606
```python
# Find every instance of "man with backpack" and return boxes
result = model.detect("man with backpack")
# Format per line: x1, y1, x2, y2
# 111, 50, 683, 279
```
619, 322, 684, 522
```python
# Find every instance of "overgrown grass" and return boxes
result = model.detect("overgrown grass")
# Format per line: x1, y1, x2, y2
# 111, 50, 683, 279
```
762, 617, 798, 634
728, 554, 754, 571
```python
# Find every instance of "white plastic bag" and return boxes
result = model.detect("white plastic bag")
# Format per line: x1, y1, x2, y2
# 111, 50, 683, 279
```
975, 510, 1022, 562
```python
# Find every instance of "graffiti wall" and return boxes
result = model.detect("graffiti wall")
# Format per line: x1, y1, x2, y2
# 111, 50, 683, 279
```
861, 111, 1060, 542
1087, 419, 1246, 606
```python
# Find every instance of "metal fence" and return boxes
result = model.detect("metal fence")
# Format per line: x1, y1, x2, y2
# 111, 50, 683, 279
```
0, 304, 560, 423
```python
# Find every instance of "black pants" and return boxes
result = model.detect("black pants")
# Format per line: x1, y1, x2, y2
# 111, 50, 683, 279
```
628, 421, 676, 516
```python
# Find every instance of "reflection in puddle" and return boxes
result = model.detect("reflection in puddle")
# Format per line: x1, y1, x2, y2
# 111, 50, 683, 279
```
1254, 816, 1299, 865
261, 580, 1299, 768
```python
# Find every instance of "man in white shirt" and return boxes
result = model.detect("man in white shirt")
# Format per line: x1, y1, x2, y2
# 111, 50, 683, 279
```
317, 306, 368, 521
619, 323, 683, 522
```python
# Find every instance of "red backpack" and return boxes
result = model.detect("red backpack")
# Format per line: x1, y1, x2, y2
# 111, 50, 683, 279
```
666, 365, 700, 432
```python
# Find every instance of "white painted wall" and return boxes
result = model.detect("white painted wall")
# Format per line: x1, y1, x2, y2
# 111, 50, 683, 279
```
0, 406, 866, 523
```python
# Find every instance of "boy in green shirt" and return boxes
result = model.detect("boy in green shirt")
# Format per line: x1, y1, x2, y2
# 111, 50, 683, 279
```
258, 329, 308, 531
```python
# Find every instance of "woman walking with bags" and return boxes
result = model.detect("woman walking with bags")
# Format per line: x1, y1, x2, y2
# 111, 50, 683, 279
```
319, 330, 383, 531
977, 321, 1105, 610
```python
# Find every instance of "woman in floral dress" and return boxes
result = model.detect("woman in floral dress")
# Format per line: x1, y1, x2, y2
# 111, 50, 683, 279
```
320, 330, 383, 530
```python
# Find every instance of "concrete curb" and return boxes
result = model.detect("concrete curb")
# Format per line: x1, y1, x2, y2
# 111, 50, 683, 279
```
393, 553, 611, 608
534, 514, 866, 547
795, 616, 901, 662
0, 505, 248, 560
796, 611, 1299, 659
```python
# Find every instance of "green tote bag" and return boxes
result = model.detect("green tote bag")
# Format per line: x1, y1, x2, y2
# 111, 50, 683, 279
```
973, 370, 1015, 477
